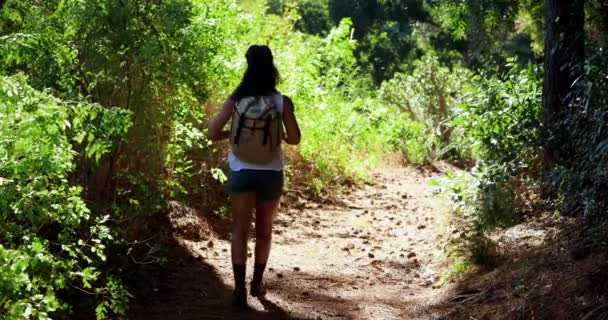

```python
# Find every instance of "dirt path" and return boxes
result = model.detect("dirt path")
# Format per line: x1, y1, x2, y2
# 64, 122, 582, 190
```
130, 166, 455, 319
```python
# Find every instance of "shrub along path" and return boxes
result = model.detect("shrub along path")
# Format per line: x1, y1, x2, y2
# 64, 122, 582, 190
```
129, 166, 457, 319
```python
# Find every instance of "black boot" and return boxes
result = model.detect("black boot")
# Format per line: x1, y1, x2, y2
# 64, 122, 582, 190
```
250, 263, 267, 297
232, 264, 247, 307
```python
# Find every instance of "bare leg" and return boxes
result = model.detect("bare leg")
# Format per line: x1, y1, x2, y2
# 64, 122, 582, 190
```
250, 197, 280, 297
230, 192, 255, 306
231, 192, 256, 265
254, 198, 280, 264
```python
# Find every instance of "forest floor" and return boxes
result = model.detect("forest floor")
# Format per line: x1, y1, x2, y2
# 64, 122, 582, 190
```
128, 164, 608, 320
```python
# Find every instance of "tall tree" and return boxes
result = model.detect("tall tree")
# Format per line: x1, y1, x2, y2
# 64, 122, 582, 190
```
542, 0, 585, 178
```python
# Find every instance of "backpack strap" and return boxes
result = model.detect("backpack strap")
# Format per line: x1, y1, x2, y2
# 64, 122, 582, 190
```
261, 114, 272, 146
257, 98, 278, 146
233, 98, 256, 146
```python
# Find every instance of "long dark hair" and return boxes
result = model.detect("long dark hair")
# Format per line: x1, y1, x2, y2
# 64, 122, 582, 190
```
232, 45, 280, 100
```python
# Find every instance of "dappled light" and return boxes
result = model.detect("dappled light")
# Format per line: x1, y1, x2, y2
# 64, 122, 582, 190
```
132, 168, 455, 319
0, 0, 606, 319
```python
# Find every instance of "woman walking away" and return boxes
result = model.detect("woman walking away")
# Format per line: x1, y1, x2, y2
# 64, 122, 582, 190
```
207, 45, 301, 308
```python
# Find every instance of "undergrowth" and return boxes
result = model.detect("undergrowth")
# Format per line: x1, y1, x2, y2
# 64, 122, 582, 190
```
435, 61, 542, 274
0, 75, 132, 319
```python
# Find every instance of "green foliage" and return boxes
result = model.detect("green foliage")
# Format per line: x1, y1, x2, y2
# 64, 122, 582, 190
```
437, 62, 541, 270
380, 116, 427, 164
429, 1, 468, 40
275, 18, 382, 184
269, 0, 433, 82
214, 6, 394, 188
0, 0, 229, 202
267, 0, 332, 36
453, 60, 542, 172
547, 53, 608, 216
0, 74, 131, 319
427, 0, 608, 275
333, 0, 430, 82
428, 0, 538, 69
516, 0, 544, 54
586, 0, 608, 48
379, 53, 472, 163
2, 0, 578, 314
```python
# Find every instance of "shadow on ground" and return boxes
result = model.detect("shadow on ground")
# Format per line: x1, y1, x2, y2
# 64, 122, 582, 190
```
126, 200, 308, 320
430, 216, 608, 320
126, 230, 370, 319
128, 234, 310, 320
265, 270, 363, 319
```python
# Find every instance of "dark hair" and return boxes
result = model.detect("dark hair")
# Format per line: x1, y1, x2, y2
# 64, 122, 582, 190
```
232, 45, 280, 100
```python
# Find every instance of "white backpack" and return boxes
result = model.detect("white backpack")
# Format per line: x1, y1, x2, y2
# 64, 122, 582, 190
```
230, 96, 282, 164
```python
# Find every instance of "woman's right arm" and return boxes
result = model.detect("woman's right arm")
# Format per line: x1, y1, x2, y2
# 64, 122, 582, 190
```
282, 96, 301, 145
207, 96, 234, 141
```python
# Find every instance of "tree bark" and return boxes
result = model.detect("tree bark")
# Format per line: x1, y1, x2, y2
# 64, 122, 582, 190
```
542, 0, 585, 192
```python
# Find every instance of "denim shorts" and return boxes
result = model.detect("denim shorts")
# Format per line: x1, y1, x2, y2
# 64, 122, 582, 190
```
228, 169, 284, 201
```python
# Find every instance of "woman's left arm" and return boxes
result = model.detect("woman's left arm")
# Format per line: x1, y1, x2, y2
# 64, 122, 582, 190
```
207, 96, 234, 141
282, 96, 301, 145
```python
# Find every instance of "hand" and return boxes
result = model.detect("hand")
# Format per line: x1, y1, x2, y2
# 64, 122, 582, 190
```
207, 96, 235, 141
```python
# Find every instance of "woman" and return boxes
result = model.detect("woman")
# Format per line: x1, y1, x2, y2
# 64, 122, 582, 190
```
207, 45, 301, 307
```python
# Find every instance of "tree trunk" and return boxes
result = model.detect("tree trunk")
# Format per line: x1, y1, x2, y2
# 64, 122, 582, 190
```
601, 1, 608, 48
542, 0, 585, 194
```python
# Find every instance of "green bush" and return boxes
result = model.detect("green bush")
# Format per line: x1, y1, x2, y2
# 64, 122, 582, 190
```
380, 116, 427, 164
438, 61, 541, 270
379, 53, 472, 163
0, 0, 233, 201
453, 60, 541, 173
0, 75, 131, 319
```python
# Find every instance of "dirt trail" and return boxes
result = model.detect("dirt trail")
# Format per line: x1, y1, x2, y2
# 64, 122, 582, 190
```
130, 166, 455, 319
